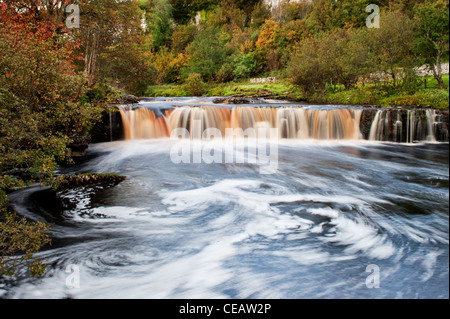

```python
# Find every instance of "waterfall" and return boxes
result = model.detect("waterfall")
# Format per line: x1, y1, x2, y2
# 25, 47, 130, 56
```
368, 109, 443, 143
120, 106, 364, 141
369, 110, 385, 141
426, 109, 437, 142
119, 105, 446, 143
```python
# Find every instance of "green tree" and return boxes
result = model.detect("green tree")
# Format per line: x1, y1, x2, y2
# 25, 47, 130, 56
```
183, 26, 228, 81
287, 29, 371, 93
305, 0, 388, 33
413, 0, 449, 89
171, 24, 198, 53
370, 10, 417, 87
1, 207, 51, 278
144, 0, 175, 51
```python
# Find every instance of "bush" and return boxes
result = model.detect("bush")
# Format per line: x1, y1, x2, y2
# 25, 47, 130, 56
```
216, 63, 236, 83
1, 189, 51, 278
183, 73, 207, 96
182, 27, 228, 82
232, 52, 258, 80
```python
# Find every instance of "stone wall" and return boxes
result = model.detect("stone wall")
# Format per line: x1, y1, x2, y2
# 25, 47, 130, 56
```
250, 77, 277, 84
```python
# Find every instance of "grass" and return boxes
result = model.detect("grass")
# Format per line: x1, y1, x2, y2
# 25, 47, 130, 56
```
420, 74, 450, 90
319, 74, 449, 109
143, 75, 449, 109
144, 80, 304, 100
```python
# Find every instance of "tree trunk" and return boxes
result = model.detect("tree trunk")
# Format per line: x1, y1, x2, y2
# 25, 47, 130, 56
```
433, 52, 445, 89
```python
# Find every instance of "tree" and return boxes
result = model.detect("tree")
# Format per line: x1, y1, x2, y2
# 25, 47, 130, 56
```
144, 0, 175, 51
1, 208, 51, 278
286, 35, 330, 94
169, 0, 220, 24
305, 0, 388, 33
98, 34, 157, 95
207, 0, 247, 33
171, 24, 198, 53
287, 29, 371, 93
77, 0, 145, 84
413, 0, 449, 89
370, 10, 417, 87
183, 26, 228, 81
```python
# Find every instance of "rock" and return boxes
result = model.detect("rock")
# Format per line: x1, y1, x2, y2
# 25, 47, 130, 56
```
213, 97, 257, 104
110, 94, 141, 105
52, 173, 126, 193
69, 135, 90, 157
122, 94, 141, 104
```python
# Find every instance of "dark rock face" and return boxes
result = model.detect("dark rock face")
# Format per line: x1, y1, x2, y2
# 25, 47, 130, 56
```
360, 108, 379, 140
89, 110, 124, 144
69, 135, 90, 157
435, 111, 449, 142
360, 108, 449, 143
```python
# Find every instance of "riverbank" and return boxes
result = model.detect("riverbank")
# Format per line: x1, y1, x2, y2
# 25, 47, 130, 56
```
144, 75, 449, 109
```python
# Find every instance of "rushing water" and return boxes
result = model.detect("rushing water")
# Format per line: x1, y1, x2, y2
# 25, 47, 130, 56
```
2, 98, 449, 299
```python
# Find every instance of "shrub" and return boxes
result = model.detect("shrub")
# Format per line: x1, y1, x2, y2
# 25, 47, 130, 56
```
1, 189, 51, 278
183, 27, 228, 82
216, 63, 236, 83
232, 52, 258, 80
183, 73, 207, 96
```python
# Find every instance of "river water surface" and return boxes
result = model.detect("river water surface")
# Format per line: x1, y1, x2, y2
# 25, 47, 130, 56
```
3, 99, 449, 299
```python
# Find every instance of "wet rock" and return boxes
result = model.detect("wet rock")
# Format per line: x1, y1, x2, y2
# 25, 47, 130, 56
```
69, 136, 90, 157
213, 97, 257, 104
110, 94, 141, 105
52, 173, 126, 193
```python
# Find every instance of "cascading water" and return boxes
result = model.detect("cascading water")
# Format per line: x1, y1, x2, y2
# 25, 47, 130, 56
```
367, 109, 444, 143
120, 106, 364, 141
3, 97, 448, 300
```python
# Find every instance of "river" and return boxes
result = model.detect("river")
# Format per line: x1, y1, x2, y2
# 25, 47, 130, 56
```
3, 98, 449, 299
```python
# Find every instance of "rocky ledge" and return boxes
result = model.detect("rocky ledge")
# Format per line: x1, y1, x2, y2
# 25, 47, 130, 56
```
52, 173, 126, 193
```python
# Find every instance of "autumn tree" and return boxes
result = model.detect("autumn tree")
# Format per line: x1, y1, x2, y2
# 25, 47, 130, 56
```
76, 0, 145, 84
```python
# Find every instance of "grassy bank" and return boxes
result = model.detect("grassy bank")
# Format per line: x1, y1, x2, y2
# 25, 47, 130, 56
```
144, 80, 304, 100
144, 75, 449, 109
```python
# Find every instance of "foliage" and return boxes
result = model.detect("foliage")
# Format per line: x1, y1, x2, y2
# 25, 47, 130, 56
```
144, 0, 175, 51
99, 35, 157, 95
183, 26, 228, 81
413, 0, 449, 88
171, 24, 198, 53
0, 215, 51, 277
0, 191, 51, 278
183, 73, 207, 96
0, 0, 121, 278
150, 47, 190, 84
231, 52, 259, 80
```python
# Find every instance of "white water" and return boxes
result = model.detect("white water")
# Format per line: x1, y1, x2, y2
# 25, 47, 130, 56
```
4, 138, 448, 299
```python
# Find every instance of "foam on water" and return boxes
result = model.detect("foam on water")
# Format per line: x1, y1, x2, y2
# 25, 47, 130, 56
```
4, 139, 449, 299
